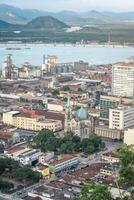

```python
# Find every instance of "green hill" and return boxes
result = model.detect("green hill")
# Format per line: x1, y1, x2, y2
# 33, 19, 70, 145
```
0, 19, 17, 29
26, 16, 69, 30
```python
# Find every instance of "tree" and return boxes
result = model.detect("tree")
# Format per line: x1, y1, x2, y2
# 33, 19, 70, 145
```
89, 134, 102, 152
73, 184, 113, 200
60, 132, 81, 153
0, 179, 14, 193
32, 129, 58, 152
118, 145, 134, 186
78, 88, 83, 92
81, 134, 103, 154
0, 158, 19, 175
13, 166, 41, 183
81, 138, 94, 154
63, 85, 70, 91
52, 90, 59, 96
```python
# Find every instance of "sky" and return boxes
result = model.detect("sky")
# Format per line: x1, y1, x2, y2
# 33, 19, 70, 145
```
0, 0, 134, 12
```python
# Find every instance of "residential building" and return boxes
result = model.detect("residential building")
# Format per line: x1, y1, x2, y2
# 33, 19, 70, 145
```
0, 130, 20, 148
5, 147, 43, 165
124, 128, 134, 145
100, 167, 113, 176
101, 152, 119, 163
112, 61, 134, 98
109, 105, 134, 130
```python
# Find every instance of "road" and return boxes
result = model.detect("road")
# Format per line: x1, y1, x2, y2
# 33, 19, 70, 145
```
88, 141, 120, 166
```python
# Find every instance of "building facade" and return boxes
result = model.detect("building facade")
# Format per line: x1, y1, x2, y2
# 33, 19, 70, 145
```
112, 61, 134, 98
3, 110, 62, 132
109, 106, 134, 130
99, 95, 132, 120
95, 126, 123, 140
50, 155, 79, 174
124, 128, 134, 145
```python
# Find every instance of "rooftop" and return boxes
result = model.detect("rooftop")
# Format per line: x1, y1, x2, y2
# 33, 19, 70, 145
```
75, 107, 88, 120
51, 154, 78, 166
5, 146, 25, 154
0, 131, 13, 140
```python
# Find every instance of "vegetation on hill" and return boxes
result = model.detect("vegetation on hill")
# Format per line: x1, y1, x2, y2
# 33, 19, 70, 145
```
118, 145, 134, 186
26, 16, 69, 30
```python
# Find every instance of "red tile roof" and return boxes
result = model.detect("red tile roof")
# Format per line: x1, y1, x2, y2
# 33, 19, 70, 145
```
0, 131, 13, 140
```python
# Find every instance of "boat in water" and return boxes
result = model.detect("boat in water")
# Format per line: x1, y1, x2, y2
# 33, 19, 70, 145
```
6, 47, 21, 50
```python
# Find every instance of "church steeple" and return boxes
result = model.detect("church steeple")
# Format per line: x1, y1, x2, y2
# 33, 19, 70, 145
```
65, 96, 72, 132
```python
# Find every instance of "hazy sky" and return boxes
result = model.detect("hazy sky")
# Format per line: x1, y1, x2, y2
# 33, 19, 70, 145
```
1, 0, 134, 12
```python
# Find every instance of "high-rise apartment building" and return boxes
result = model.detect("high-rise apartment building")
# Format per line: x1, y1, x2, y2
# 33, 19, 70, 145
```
112, 60, 134, 98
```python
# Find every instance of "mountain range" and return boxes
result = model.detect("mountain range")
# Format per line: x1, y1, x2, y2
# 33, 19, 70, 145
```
1, 4, 134, 26
0, 16, 69, 30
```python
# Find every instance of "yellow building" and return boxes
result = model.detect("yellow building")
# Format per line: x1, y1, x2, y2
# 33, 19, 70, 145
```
3, 110, 62, 132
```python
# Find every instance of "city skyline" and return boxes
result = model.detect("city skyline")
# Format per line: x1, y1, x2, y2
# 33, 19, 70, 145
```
1, 0, 134, 12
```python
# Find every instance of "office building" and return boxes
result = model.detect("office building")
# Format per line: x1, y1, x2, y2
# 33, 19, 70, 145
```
112, 61, 134, 98
109, 105, 134, 130
100, 95, 132, 120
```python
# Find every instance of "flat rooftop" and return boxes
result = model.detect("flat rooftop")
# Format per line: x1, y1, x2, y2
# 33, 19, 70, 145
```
51, 154, 78, 166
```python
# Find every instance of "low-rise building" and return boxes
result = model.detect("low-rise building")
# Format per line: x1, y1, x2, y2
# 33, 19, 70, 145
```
3, 110, 62, 132
95, 126, 123, 140
0, 130, 20, 148
47, 101, 64, 112
100, 168, 113, 176
101, 152, 119, 163
5, 146, 43, 165
50, 154, 79, 174
19, 149, 43, 165
39, 152, 55, 164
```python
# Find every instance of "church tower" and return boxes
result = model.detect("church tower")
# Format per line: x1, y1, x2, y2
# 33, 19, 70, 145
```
65, 96, 72, 132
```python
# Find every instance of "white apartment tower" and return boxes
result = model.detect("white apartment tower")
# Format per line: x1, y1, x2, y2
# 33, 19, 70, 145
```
112, 60, 134, 98
109, 105, 134, 130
